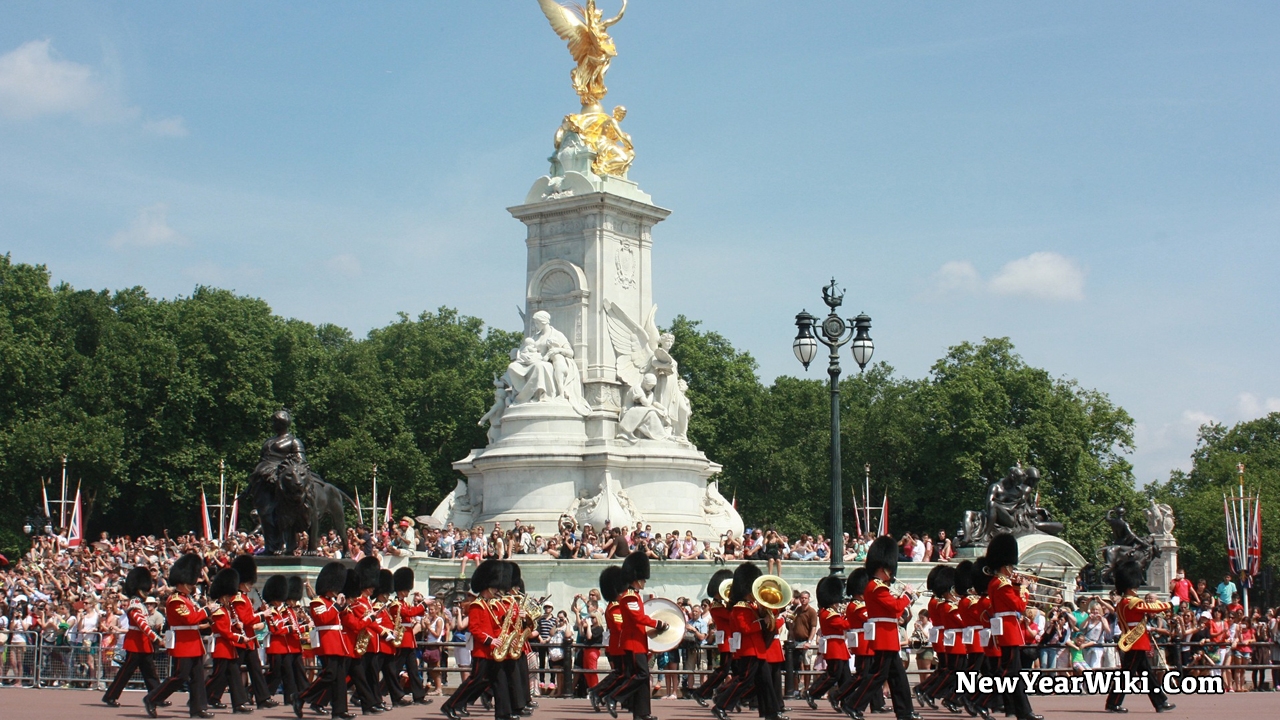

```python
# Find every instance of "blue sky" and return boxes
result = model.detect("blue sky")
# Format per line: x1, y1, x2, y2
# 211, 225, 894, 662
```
2, 2, 1278, 486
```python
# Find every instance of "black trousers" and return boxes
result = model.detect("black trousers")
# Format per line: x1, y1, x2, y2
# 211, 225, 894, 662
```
807, 656, 851, 700
694, 652, 732, 699
918, 651, 952, 697
446, 657, 510, 719
512, 657, 531, 709
835, 655, 885, 711
207, 657, 249, 709
714, 658, 752, 711
242, 646, 271, 704
266, 653, 301, 703
103, 650, 160, 702
757, 659, 782, 717
347, 653, 379, 712
1106, 649, 1169, 710
936, 653, 969, 703
611, 651, 651, 719
850, 650, 913, 718
298, 655, 348, 716
373, 652, 403, 703
361, 653, 386, 703
769, 661, 785, 712
147, 655, 208, 715
387, 647, 426, 701
976, 647, 1031, 718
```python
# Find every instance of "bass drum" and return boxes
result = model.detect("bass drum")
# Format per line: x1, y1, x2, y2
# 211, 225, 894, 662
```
643, 598, 685, 653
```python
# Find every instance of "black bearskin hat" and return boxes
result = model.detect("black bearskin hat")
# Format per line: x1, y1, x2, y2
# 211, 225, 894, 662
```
230, 553, 257, 586
986, 532, 1019, 571
377, 569, 394, 597
393, 567, 415, 593
622, 552, 650, 584
342, 566, 361, 598
729, 562, 762, 605
706, 569, 734, 601
287, 575, 304, 602
816, 576, 845, 609
1114, 560, 1145, 593
262, 574, 288, 604
210, 568, 240, 600
123, 566, 152, 599
599, 565, 626, 603
845, 567, 870, 598
864, 536, 899, 580
315, 561, 347, 596
168, 553, 203, 587
953, 560, 974, 596
470, 559, 502, 595
927, 565, 955, 598
507, 561, 523, 591
356, 557, 381, 591
972, 557, 994, 596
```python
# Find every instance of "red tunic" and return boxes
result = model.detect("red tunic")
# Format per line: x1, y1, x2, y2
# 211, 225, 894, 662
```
976, 597, 1000, 657
397, 599, 426, 648
374, 603, 398, 655
122, 599, 158, 654
1115, 595, 1171, 652
604, 600, 624, 655
941, 600, 967, 655
230, 592, 262, 650
266, 605, 291, 655
342, 597, 376, 659
927, 598, 947, 653
616, 589, 658, 655
958, 596, 984, 654
762, 612, 785, 663
988, 576, 1026, 647
282, 606, 303, 654
818, 607, 851, 661
845, 600, 871, 656
165, 593, 208, 658
209, 605, 248, 660
467, 600, 498, 661
308, 596, 350, 657
730, 602, 763, 658
862, 579, 910, 652
708, 604, 732, 654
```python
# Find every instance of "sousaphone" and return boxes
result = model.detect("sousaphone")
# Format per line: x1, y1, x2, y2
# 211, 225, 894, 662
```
644, 598, 686, 653
751, 574, 792, 610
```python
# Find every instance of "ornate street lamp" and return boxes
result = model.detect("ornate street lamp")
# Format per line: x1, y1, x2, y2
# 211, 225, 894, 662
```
793, 279, 874, 577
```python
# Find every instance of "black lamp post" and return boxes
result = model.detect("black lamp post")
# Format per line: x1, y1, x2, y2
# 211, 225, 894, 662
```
793, 278, 874, 577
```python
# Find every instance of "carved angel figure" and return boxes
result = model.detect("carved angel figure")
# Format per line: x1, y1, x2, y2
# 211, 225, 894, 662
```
603, 299, 693, 442
537, 0, 627, 110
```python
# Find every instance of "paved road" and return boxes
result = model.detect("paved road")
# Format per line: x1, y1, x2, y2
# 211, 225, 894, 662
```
0, 688, 1263, 720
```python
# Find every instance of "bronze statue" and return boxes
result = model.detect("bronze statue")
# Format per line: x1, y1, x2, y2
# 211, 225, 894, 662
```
958, 465, 1064, 547
1098, 506, 1159, 585
244, 411, 353, 555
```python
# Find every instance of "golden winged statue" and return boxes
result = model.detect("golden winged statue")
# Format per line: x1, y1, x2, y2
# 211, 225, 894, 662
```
537, 0, 627, 112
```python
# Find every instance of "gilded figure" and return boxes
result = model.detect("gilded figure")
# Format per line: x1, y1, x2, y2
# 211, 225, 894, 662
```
537, 0, 627, 112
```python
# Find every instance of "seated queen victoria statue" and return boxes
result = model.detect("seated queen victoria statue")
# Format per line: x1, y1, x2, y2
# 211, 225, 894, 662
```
494, 310, 591, 424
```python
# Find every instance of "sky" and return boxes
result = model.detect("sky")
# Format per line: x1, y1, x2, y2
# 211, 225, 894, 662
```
2, 2, 1278, 487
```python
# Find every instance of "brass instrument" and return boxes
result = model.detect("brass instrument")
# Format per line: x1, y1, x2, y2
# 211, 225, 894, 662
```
392, 599, 405, 648
751, 575, 792, 610
353, 600, 380, 657
716, 578, 733, 603
494, 592, 549, 662
490, 596, 524, 662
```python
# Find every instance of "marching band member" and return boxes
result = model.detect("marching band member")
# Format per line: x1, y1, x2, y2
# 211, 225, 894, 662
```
833, 568, 884, 716
372, 570, 405, 707
1104, 560, 1175, 714
974, 534, 1039, 720
442, 559, 510, 720
507, 565, 535, 717
712, 562, 780, 720
263, 574, 299, 707
610, 552, 664, 720
914, 565, 956, 709
388, 567, 431, 706
230, 555, 276, 708
588, 565, 628, 712
761, 603, 787, 716
692, 569, 735, 707
933, 565, 968, 714
295, 561, 354, 719
344, 557, 385, 714
206, 568, 253, 713
802, 575, 850, 709
144, 553, 212, 719
950, 560, 985, 716
103, 566, 163, 707
843, 536, 918, 720
285, 577, 310, 707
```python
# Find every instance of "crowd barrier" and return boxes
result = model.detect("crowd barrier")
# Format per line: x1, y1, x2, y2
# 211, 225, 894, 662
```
5, 633, 1280, 695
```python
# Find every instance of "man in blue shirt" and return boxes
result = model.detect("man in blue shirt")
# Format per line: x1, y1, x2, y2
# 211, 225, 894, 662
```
1216, 574, 1237, 605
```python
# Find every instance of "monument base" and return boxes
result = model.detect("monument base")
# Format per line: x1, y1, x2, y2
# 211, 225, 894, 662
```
246, 556, 348, 592
953, 533, 1084, 604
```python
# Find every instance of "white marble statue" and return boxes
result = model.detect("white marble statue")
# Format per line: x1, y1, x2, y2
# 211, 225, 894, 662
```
617, 373, 670, 441
503, 310, 590, 416
432, 479, 473, 530
478, 377, 511, 443
603, 300, 692, 441
1145, 499, 1176, 536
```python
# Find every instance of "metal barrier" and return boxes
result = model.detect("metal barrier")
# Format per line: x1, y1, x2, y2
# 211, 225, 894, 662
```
0, 631, 40, 686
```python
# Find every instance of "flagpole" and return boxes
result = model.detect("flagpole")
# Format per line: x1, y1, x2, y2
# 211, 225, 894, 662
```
371, 463, 378, 530
219, 459, 226, 544
864, 463, 871, 540
59, 455, 68, 530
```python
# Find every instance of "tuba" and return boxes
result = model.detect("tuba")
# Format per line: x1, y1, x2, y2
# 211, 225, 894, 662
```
751, 575, 793, 610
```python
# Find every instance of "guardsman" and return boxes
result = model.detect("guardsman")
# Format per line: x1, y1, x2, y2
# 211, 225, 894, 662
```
712, 562, 781, 720
388, 567, 430, 706
610, 552, 664, 720
692, 569, 735, 707
263, 574, 299, 706
971, 557, 1004, 718
144, 553, 211, 719
284, 577, 309, 707
975, 533, 1040, 720
833, 568, 884, 716
843, 536, 918, 720
507, 565, 534, 716
802, 575, 851, 709
589, 566, 628, 712
371, 570, 404, 707
295, 561, 353, 719
1105, 560, 1176, 714
103, 565, 163, 707
229, 555, 276, 708
914, 565, 956, 709
933, 566, 968, 714
343, 557, 385, 714
207, 568, 253, 713
442, 559, 509, 720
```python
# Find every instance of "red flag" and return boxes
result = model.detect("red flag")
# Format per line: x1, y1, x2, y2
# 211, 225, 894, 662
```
851, 489, 863, 538
876, 494, 889, 538
1247, 498, 1263, 577
66, 484, 83, 548
384, 494, 392, 528
41, 477, 51, 519
1225, 495, 1241, 575
226, 488, 239, 537
201, 489, 213, 541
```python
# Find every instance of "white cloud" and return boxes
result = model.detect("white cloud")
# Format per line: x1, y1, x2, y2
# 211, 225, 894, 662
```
930, 251, 1085, 301
325, 253, 363, 277
1238, 393, 1280, 418
1181, 409, 1217, 428
109, 204, 187, 249
143, 116, 188, 137
931, 260, 982, 294
989, 251, 1085, 301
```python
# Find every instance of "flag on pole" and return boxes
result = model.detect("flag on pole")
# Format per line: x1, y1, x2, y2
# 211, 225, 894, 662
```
41, 477, 51, 518
66, 484, 83, 548
1224, 495, 1241, 575
851, 488, 863, 538
1247, 497, 1263, 577
226, 488, 239, 537
876, 494, 889, 537
201, 489, 214, 541
383, 494, 393, 528
355, 490, 364, 524
731, 491, 737, 510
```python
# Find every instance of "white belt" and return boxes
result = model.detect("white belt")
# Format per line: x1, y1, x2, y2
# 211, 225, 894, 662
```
863, 618, 896, 642
963, 625, 979, 644
170, 625, 199, 631
819, 634, 845, 654
314, 625, 342, 631
990, 612, 1018, 636
714, 630, 725, 646
928, 626, 941, 643
729, 632, 742, 652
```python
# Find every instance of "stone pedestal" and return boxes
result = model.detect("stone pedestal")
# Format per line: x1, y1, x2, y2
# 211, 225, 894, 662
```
1146, 533, 1179, 595
247, 556, 346, 592
953, 533, 1085, 604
